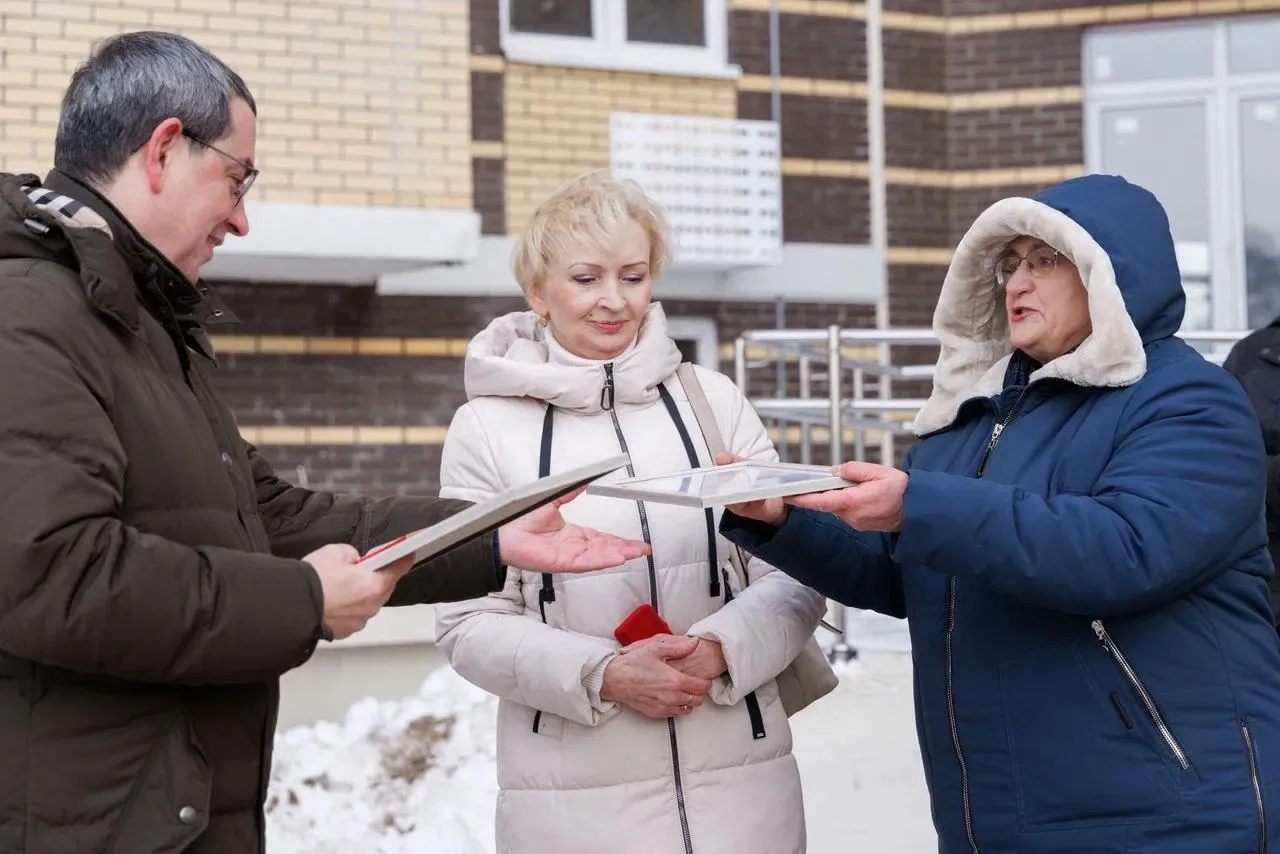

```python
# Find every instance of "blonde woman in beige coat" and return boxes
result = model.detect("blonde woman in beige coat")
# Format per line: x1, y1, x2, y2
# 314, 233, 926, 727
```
434, 171, 827, 854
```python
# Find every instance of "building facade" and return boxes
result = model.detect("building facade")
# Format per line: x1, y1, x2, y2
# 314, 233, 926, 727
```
2, 0, 1277, 720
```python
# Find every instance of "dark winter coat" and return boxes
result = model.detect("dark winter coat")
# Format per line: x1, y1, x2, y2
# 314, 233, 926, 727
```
726, 175, 1280, 853
0, 170, 502, 854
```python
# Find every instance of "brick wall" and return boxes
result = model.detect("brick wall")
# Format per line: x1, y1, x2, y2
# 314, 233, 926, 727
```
208, 282, 875, 494
0, 0, 474, 209
503, 64, 737, 233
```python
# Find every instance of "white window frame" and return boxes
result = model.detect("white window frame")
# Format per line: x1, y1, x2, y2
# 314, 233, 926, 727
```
1084, 16, 1280, 332
499, 0, 740, 80
665, 316, 721, 370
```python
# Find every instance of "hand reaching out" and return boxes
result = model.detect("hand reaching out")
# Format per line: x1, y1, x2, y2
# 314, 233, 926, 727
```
499, 486, 651, 572
786, 461, 908, 532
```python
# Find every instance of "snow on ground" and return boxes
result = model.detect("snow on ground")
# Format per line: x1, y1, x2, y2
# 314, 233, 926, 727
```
266, 612, 935, 853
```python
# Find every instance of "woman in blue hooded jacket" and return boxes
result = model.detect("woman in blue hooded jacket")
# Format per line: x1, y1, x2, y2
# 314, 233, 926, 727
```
722, 174, 1280, 853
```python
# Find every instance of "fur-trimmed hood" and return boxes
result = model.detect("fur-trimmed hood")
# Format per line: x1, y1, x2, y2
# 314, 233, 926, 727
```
913, 174, 1185, 435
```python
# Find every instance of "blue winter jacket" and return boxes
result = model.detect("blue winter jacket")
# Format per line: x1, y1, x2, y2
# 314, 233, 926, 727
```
724, 175, 1280, 853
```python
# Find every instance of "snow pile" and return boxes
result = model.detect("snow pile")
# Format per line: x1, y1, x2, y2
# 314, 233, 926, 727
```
264, 612, 918, 853
265, 667, 499, 854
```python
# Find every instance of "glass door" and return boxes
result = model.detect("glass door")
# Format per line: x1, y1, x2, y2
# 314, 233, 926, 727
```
1091, 98, 1217, 331
1234, 92, 1280, 328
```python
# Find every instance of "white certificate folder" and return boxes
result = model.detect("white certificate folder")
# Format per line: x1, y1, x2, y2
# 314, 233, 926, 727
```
358, 453, 631, 571
586, 460, 849, 509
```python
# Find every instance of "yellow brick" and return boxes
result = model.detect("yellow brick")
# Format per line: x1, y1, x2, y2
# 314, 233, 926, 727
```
5, 15, 63, 35
317, 157, 369, 175
317, 191, 371, 205
0, 104, 34, 122
341, 7, 393, 27
341, 108, 391, 127
6, 123, 54, 141
179, 0, 235, 13
259, 187, 315, 203
289, 138, 341, 156
148, 10, 208, 29
2, 86, 60, 107
260, 17, 314, 38
39, 2, 93, 20
288, 4, 339, 23
4, 51, 64, 71
261, 52, 313, 71
204, 13, 260, 33
232, 0, 283, 18
289, 105, 341, 123
289, 71, 343, 89
269, 86, 316, 106
286, 38, 340, 57
235, 34, 287, 53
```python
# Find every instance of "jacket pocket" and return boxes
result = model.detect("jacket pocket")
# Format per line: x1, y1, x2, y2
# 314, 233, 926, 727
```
106, 713, 212, 854
1240, 717, 1268, 854
999, 634, 1186, 831
531, 709, 564, 740
1092, 620, 1191, 771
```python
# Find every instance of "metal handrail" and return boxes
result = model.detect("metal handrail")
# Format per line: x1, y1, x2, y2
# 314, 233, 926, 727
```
733, 324, 1254, 662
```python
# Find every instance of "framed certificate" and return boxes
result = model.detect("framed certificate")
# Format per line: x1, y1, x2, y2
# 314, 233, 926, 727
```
586, 460, 850, 509
358, 453, 631, 571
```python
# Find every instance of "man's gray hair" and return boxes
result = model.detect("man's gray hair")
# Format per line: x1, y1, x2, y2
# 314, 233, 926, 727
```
55, 31, 256, 187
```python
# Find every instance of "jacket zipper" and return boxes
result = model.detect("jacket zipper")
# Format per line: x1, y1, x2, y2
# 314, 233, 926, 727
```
722, 568, 767, 739
949, 387, 1030, 854
1240, 717, 1267, 854
1091, 620, 1190, 770
603, 364, 694, 854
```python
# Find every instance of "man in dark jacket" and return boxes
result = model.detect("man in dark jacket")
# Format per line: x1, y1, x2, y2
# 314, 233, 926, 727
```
0, 31, 645, 854
1223, 320, 1280, 623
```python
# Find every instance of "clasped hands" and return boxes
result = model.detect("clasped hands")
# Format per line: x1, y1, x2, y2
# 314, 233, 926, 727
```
600, 634, 727, 719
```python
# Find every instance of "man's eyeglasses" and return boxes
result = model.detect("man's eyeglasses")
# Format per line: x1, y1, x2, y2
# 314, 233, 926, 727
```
182, 129, 258, 204
995, 245, 1062, 287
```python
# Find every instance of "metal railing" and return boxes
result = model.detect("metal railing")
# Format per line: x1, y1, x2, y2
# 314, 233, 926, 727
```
733, 325, 1253, 662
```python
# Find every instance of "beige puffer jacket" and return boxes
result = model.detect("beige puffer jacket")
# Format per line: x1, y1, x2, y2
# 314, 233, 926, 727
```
434, 303, 825, 854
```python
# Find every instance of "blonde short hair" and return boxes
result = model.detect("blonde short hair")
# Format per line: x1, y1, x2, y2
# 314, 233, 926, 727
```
511, 169, 671, 299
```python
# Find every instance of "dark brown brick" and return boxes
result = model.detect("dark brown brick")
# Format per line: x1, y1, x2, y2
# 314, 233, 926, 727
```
207, 281, 884, 494
946, 0, 1097, 14
950, 183, 1055, 240
887, 183, 951, 247
472, 157, 506, 236
737, 90, 774, 122
210, 282, 525, 337
780, 95, 867, 160
885, 106, 947, 170
947, 104, 1083, 169
215, 354, 467, 428
947, 28, 1083, 92
253, 444, 447, 498
729, 9, 771, 75
470, 71, 503, 141
887, 263, 947, 328
470, 0, 501, 55
781, 175, 870, 244
780, 15, 866, 81
884, 0, 944, 15
882, 29, 947, 92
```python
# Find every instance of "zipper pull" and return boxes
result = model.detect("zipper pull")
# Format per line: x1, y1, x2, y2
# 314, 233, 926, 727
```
988, 422, 1004, 447
601, 364, 616, 411
1091, 619, 1105, 641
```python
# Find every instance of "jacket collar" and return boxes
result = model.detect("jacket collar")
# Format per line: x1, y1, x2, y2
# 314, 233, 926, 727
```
39, 169, 238, 336
463, 303, 684, 413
